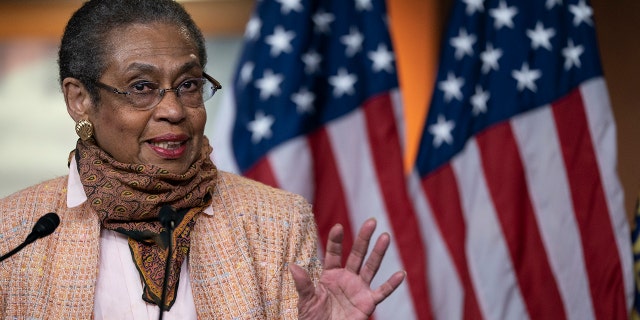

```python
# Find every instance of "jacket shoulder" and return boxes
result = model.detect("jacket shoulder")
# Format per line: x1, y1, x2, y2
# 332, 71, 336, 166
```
0, 176, 68, 249
0, 176, 67, 212
214, 171, 306, 203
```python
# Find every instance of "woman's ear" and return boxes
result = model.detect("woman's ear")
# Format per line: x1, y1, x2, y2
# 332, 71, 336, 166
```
62, 77, 93, 122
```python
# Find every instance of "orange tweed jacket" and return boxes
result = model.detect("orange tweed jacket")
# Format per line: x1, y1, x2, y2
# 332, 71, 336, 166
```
0, 171, 321, 319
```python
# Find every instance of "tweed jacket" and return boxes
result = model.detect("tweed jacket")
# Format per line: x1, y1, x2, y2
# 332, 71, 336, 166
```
0, 171, 322, 319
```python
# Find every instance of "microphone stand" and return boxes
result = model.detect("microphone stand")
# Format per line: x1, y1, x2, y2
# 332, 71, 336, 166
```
158, 206, 177, 320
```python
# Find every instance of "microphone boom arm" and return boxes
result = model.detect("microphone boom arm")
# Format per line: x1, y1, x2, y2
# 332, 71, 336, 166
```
0, 212, 60, 263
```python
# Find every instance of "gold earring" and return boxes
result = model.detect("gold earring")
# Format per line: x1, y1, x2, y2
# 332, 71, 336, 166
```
75, 119, 94, 141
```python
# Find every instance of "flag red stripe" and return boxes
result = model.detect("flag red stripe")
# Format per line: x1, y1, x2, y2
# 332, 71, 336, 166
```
363, 94, 433, 320
245, 157, 280, 189
422, 163, 484, 320
552, 89, 627, 319
307, 128, 355, 263
476, 122, 567, 319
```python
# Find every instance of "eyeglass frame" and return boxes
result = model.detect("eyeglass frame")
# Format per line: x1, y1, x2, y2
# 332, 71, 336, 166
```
92, 72, 222, 110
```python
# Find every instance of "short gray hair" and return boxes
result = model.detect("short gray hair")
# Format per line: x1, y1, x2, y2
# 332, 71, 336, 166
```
58, 0, 207, 104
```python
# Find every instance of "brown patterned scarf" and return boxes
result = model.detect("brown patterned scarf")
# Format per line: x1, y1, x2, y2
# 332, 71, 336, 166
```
74, 137, 217, 310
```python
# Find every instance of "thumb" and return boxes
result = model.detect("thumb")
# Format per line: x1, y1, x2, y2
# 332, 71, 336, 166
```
289, 263, 315, 302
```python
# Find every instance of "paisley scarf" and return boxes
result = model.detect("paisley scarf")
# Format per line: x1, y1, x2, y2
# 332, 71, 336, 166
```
74, 137, 217, 310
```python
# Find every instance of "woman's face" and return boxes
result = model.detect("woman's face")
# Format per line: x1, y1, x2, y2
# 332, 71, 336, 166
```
87, 22, 207, 174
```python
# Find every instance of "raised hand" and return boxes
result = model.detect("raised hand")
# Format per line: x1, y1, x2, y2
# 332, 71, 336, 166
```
290, 218, 406, 320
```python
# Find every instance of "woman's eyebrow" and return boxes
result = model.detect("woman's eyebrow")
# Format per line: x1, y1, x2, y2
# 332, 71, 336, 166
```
177, 61, 203, 75
124, 62, 157, 74
123, 61, 202, 76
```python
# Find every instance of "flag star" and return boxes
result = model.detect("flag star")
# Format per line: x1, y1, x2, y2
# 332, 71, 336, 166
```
428, 114, 455, 148
462, 0, 484, 15
470, 85, 490, 115
313, 10, 335, 34
450, 28, 476, 60
265, 26, 295, 57
341, 27, 364, 57
480, 43, 503, 73
302, 50, 322, 74
255, 69, 284, 100
239, 61, 254, 87
355, 0, 373, 11
569, 0, 593, 26
489, 0, 518, 29
276, 0, 303, 14
244, 16, 262, 40
438, 72, 465, 102
291, 87, 316, 114
512, 63, 542, 92
329, 68, 358, 97
546, 0, 562, 10
527, 22, 555, 51
368, 43, 395, 73
247, 110, 275, 144
562, 39, 584, 70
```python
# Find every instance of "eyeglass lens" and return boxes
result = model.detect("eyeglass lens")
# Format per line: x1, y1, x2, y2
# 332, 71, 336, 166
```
131, 77, 217, 110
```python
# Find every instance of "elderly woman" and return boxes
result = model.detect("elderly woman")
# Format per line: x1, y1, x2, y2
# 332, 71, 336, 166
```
0, 0, 404, 319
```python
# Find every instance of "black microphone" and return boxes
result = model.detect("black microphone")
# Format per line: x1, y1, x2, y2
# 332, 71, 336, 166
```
0, 212, 60, 263
158, 205, 177, 320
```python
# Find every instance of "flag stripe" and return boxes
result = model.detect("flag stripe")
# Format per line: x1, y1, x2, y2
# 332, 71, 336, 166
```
363, 92, 432, 320
580, 79, 633, 307
421, 163, 484, 320
408, 170, 464, 320
307, 128, 355, 263
552, 86, 628, 319
267, 136, 315, 202
452, 139, 529, 320
325, 100, 417, 319
210, 92, 240, 174
245, 157, 279, 188
476, 122, 567, 319
390, 90, 407, 150
511, 104, 596, 320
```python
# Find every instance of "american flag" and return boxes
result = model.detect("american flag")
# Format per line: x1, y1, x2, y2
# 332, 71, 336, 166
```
408, 0, 633, 318
210, 0, 431, 318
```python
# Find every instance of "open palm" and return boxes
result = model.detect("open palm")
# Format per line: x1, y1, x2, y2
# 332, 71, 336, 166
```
290, 219, 406, 320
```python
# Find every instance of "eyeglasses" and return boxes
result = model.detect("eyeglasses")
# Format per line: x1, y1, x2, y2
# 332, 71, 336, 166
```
93, 73, 222, 110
